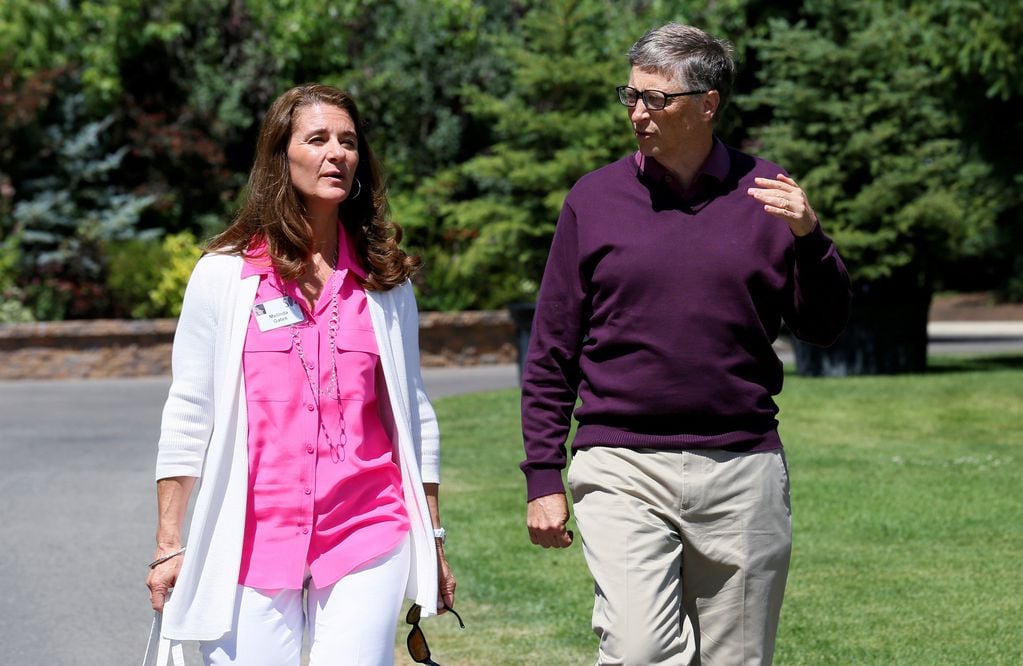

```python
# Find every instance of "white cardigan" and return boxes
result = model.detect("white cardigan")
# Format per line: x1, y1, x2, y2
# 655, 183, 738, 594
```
144, 253, 440, 663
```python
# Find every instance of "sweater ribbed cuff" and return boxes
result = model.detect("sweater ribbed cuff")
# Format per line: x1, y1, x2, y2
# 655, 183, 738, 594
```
523, 467, 567, 503
793, 221, 830, 258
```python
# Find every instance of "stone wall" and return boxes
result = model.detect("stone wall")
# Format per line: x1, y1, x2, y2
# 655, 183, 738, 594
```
0, 311, 518, 380
418, 310, 517, 367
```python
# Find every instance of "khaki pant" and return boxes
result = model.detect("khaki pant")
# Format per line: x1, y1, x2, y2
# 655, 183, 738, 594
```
568, 446, 792, 666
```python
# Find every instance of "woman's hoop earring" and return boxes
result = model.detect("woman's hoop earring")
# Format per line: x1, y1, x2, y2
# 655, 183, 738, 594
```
349, 177, 362, 201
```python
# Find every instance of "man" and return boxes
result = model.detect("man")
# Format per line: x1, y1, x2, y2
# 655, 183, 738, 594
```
520, 22, 850, 665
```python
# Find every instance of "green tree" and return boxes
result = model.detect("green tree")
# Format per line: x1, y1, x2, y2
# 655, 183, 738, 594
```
913, 0, 1023, 300
113, 0, 284, 235
330, 0, 510, 189
0, 0, 84, 74
8, 72, 156, 319
4, 0, 1020, 325
397, 0, 655, 310
742, 0, 1019, 373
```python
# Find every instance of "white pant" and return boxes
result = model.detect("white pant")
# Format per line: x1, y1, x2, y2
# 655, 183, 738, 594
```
200, 537, 411, 666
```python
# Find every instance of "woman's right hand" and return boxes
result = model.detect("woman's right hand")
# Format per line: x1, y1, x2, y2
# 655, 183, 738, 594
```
149, 477, 196, 612
146, 548, 184, 612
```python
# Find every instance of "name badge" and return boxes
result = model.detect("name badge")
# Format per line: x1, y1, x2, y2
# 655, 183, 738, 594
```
253, 296, 305, 331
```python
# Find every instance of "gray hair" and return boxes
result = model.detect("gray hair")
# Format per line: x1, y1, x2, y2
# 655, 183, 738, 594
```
628, 23, 736, 115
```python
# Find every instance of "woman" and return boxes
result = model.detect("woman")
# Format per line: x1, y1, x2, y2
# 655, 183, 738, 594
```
144, 83, 455, 666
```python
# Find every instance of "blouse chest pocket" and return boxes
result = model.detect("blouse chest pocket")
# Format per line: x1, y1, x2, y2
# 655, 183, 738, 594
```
334, 327, 380, 401
243, 326, 294, 401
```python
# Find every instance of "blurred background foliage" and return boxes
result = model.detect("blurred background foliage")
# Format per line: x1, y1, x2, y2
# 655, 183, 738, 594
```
0, 0, 1019, 320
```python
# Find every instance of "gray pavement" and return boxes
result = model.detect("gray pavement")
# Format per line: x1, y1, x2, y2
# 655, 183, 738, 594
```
1, 377, 169, 665
1, 330, 1020, 665
0, 366, 519, 666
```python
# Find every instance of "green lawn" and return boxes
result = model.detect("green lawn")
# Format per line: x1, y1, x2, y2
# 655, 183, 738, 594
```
396, 355, 1023, 665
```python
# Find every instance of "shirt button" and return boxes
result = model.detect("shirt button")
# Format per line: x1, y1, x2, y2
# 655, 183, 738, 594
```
302, 527, 309, 535
306, 446, 314, 454
306, 403, 315, 411
304, 488, 312, 495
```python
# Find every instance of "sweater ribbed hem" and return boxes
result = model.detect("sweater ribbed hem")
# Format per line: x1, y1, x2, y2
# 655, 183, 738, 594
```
572, 423, 782, 453
522, 424, 783, 501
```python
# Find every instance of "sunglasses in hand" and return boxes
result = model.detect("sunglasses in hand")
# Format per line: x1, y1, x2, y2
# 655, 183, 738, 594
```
406, 603, 465, 665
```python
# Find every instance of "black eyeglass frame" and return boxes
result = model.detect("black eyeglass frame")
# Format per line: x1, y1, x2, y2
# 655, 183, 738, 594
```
616, 85, 709, 110
406, 603, 465, 666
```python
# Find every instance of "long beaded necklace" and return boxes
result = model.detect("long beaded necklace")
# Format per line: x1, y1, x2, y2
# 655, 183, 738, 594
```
290, 250, 347, 463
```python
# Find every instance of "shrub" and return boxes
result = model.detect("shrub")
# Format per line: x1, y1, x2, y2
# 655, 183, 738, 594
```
149, 231, 203, 318
8, 73, 155, 319
0, 236, 33, 323
104, 236, 170, 318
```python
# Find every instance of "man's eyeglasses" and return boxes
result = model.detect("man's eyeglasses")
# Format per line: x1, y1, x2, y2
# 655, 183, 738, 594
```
406, 603, 465, 666
616, 85, 708, 110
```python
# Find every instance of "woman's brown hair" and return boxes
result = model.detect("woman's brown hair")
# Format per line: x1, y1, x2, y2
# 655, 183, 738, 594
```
206, 83, 419, 290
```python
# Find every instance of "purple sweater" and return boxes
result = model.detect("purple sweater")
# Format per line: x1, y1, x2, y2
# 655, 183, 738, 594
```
520, 141, 851, 501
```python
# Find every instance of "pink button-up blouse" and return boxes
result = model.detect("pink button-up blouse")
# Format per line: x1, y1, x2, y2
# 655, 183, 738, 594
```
238, 230, 409, 590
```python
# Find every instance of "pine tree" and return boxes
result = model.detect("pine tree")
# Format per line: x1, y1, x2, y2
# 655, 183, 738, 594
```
742, 0, 1016, 373
399, 0, 650, 309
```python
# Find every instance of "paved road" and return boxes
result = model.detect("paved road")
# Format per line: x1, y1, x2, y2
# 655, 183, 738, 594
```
0, 365, 519, 666
2, 332, 1021, 665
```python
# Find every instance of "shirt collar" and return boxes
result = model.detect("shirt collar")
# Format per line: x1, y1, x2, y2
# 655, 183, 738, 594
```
335, 225, 367, 280
634, 136, 731, 195
240, 224, 368, 281
241, 239, 273, 279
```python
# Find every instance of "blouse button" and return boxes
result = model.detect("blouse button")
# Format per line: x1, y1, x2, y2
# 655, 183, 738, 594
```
306, 446, 314, 454
304, 488, 312, 495
302, 527, 309, 535
306, 404, 315, 411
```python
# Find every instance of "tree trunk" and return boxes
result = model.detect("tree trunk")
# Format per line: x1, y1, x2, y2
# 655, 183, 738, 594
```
507, 302, 536, 384
793, 285, 932, 376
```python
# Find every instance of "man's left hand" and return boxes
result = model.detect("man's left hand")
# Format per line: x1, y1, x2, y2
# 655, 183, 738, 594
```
747, 173, 818, 237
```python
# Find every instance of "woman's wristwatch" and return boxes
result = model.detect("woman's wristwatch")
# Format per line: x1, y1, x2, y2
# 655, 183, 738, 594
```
433, 527, 447, 545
